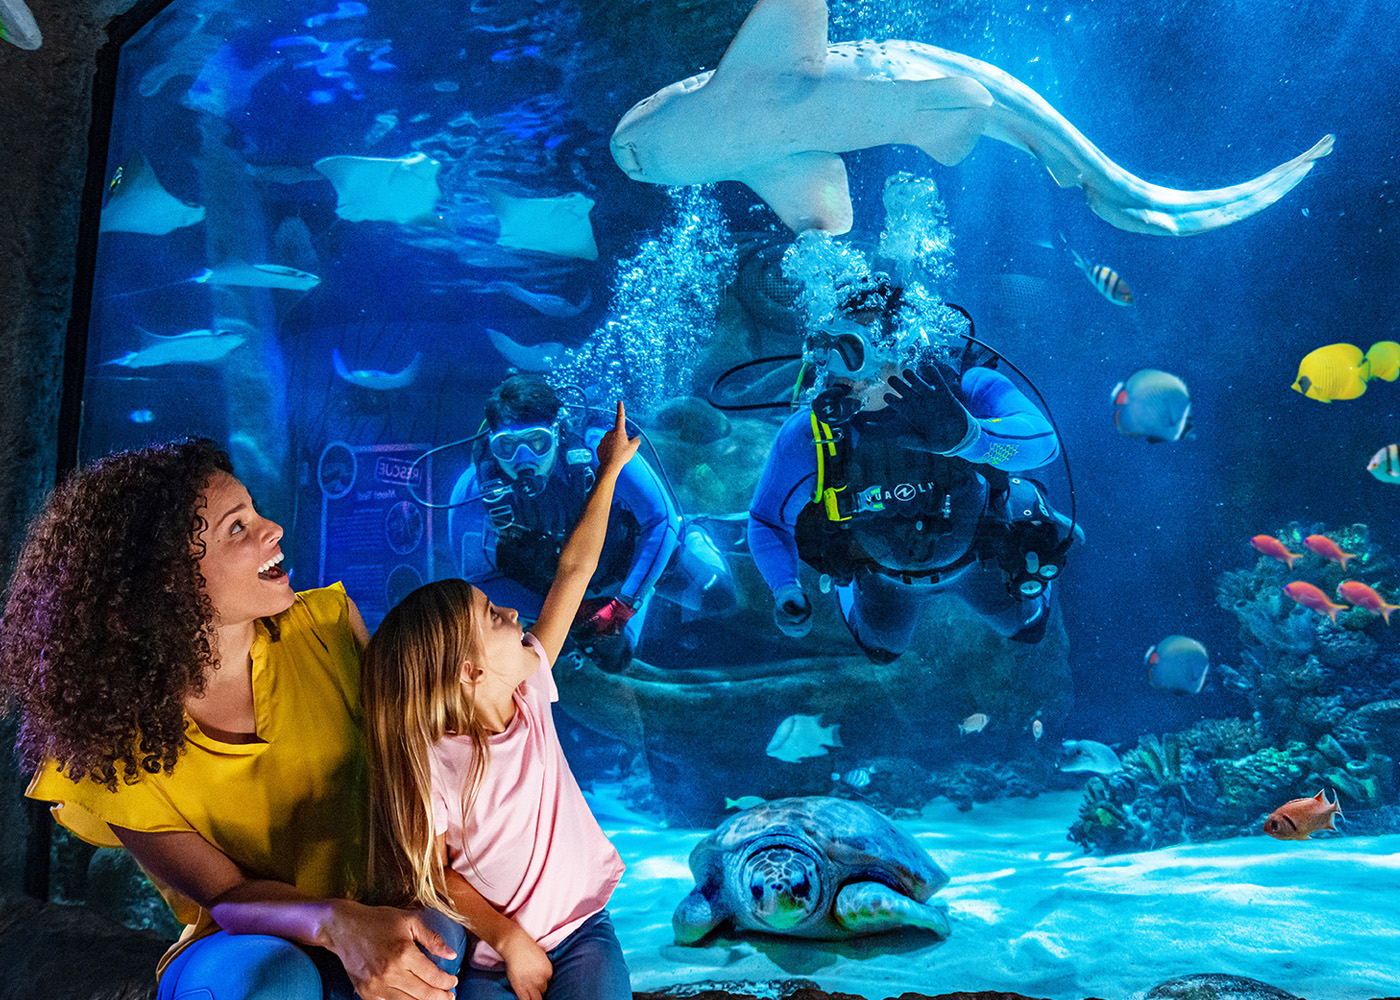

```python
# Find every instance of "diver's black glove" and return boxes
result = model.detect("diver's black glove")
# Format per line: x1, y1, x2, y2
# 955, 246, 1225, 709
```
882, 366, 975, 454
773, 583, 813, 638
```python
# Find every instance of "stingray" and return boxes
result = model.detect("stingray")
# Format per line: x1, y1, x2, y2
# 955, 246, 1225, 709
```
331, 348, 422, 389
314, 152, 443, 225
611, 0, 1333, 236
484, 188, 599, 260
474, 280, 592, 318
100, 152, 206, 235
104, 327, 246, 368
195, 261, 321, 291
486, 328, 567, 372
0, 0, 42, 49
182, 43, 283, 119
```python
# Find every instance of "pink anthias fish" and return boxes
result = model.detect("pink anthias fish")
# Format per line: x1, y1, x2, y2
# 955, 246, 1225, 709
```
1337, 580, 1400, 624
1284, 581, 1349, 623
1250, 534, 1303, 569
1304, 534, 1358, 569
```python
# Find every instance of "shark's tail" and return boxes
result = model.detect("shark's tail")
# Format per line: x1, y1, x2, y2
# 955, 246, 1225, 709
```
1077, 134, 1335, 236
917, 44, 1335, 236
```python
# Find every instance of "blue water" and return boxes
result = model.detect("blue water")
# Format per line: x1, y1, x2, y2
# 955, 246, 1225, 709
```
77, 0, 1400, 989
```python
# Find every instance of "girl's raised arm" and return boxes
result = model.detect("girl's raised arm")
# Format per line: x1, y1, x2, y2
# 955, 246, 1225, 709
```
530, 401, 638, 665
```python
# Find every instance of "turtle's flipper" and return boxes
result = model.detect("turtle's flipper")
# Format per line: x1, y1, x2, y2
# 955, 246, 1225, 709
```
672, 889, 722, 945
834, 882, 951, 938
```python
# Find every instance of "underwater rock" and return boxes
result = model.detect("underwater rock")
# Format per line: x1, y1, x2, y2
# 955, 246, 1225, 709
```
1139, 973, 1298, 1000
673, 797, 949, 944
555, 594, 1071, 821
0, 894, 167, 999
651, 395, 732, 445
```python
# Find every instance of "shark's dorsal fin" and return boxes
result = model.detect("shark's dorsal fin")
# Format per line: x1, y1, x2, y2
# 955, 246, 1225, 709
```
715, 0, 829, 84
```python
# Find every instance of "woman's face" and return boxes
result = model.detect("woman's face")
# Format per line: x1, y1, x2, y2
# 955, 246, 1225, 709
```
195, 472, 294, 627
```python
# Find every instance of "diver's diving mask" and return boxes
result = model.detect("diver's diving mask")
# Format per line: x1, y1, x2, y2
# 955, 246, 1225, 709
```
488, 424, 557, 465
806, 319, 886, 382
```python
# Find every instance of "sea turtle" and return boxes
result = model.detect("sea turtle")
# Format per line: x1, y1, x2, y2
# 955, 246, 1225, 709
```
672, 796, 951, 944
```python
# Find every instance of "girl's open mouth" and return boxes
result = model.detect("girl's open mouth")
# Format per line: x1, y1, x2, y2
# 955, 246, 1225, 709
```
257, 553, 287, 581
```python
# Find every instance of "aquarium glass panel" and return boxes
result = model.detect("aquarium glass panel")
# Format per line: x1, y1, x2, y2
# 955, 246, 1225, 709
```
78, 0, 1399, 996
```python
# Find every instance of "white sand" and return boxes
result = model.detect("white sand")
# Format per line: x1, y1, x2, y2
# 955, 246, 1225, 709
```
590, 789, 1400, 999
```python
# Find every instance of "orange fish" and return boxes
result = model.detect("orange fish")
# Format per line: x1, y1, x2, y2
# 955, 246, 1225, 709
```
1284, 581, 1348, 623
1304, 534, 1358, 569
1337, 580, 1400, 624
1263, 789, 1342, 840
1250, 534, 1302, 569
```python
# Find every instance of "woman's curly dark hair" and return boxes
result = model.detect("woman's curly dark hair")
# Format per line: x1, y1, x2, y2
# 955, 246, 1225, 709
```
0, 438, 234, 789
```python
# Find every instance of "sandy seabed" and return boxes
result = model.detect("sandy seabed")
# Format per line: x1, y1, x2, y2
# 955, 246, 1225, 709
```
588, 788, 1400, 1000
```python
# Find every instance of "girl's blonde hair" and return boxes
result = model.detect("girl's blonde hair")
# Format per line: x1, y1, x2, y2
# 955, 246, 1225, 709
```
361, 578, 491, 915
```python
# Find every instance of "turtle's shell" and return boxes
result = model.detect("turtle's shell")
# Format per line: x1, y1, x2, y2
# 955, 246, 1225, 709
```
687, 796, 948, 935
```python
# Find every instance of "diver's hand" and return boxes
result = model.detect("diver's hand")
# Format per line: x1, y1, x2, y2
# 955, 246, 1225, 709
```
575, 596, 635, 639
883, 367, 974, 454
773, 584, 812, 638
497, 926, 552, 1000
595, 401, 640, 474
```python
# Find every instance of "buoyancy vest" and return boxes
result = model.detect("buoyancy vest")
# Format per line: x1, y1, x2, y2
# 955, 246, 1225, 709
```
796, 411, 994, 581
479, 432, 637, 595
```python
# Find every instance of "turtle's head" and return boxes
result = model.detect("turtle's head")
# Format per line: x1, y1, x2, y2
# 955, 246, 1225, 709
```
742, 846, 822, 931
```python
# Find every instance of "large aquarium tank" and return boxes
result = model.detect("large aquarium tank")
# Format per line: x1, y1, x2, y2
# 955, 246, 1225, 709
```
67, 0, 1397, 995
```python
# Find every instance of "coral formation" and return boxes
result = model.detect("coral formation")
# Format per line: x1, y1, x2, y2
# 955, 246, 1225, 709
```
1072, 526, 1400, 853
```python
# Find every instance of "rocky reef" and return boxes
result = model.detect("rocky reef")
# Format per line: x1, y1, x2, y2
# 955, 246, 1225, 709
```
1070, 523, 1400, 853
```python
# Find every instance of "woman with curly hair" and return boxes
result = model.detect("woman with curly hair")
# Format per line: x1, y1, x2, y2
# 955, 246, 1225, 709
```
0, 438, 462, 1000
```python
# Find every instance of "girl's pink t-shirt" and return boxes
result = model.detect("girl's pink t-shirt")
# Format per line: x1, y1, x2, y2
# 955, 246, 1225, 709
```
428, 634, 625, 969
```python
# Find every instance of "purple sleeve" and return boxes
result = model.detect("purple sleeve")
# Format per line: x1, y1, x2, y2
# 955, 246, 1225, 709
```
747, 411, 819, 594
952, 367, 1060, 471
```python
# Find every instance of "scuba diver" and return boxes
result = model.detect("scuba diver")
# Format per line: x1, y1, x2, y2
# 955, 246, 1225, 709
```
449, 374, 735, 666
747, 274, 1077, 663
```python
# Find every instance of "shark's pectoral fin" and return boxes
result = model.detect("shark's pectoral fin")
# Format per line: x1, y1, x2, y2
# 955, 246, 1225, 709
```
738, 152, 852, 234
906, 77, 994, 166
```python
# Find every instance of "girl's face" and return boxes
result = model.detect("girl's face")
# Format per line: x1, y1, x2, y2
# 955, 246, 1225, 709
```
468, 586, 536, 687
196, 472, 294, 627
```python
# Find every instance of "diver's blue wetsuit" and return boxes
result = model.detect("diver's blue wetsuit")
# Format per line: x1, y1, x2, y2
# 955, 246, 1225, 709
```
449, 424, 682, 623
748, 365, 1061, 659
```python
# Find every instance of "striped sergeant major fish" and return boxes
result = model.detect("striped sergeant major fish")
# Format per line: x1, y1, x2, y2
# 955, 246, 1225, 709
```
1072, 248, 1133, 305
1368, 443, 1400, 485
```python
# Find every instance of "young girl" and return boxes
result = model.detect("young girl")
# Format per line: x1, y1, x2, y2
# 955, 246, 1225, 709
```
362, 401, 640, 1000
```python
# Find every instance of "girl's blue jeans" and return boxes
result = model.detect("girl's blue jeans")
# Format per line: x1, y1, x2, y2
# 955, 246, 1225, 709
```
156, 907, 629, 1000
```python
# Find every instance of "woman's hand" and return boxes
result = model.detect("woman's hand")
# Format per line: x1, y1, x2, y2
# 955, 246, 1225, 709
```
594, 401, 640, 475
497, 925, 553, 1000
324, 900, 459, 1000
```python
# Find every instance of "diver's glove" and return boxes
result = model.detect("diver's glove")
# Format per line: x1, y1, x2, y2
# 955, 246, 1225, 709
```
773, 583, 813, 638
882, 366, 976, 454
575, 596, 636, 639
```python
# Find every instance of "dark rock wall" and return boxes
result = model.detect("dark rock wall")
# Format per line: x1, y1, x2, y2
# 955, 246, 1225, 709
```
0, 0, 139, 894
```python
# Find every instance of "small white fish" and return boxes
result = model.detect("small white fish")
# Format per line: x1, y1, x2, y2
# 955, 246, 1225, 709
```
1368, 443, 1400, 485
1058, 738, 1123, 775
1145, 635, 1210, 694
332, 348, 422, 390
1032, 719, 1044, 741
765, 713, 842, 763
0, 0, 42, 49
832, 766, 873, 789
959, 712, 989, 735
725, 795, 765, 811
1071, 249, 1133, 305
195, 261, 322, 291
104, 328, 246, 368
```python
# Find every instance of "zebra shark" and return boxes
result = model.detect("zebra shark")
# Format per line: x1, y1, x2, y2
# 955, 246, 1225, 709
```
610, 0, 1333, 236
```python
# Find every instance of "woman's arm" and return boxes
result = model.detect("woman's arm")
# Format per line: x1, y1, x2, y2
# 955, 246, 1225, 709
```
112, 825, 457, 1000
530, 401, 639, 664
